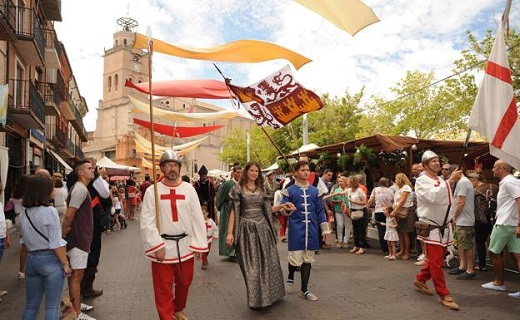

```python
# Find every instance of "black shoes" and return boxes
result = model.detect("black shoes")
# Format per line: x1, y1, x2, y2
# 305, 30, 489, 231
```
83, 289, 103, 298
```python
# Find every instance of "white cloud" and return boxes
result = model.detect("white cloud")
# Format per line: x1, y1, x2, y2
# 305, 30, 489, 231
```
55, 0, 519, 131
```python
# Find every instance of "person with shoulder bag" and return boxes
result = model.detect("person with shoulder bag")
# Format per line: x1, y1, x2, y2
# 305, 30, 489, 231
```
469, 173, 497, 272
18, 176, 72, 319
413, 151, 462, 311
324, 175, 352, 249
347, 175, 368, 254
391, 173, 415, 260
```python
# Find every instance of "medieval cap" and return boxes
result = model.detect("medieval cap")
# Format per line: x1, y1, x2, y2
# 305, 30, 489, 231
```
198, 165, 208, 176
421, 150, 439, 164
159, 150, 182, 166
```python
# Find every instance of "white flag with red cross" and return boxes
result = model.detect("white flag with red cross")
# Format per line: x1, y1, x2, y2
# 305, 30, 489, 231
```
468, 20, 520, 170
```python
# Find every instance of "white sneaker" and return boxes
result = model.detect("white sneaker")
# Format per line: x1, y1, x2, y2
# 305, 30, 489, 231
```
417, 254, 426, 261
0, 290, 7, 297
285, 280, 294, 294
81, 303, 94, 312
77, 312, 96, 320
299, 290, 318, 301
508, 291, 520, 299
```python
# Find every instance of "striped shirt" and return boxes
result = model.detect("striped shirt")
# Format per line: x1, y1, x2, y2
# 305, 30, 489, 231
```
19, 206, 67, 251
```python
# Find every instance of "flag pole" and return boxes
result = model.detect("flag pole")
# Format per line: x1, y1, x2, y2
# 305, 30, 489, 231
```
458, 129, 472, 170
146, 26, 161, 232
212, 63, 294, 171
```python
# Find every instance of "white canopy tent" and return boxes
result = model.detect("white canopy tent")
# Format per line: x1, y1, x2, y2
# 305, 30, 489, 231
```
262, 162, 279, 171
96, 156, 140, 171
290, 143, 320, 155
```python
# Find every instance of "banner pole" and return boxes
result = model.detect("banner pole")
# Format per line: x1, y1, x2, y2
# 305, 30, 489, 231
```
146, 27, 161, 232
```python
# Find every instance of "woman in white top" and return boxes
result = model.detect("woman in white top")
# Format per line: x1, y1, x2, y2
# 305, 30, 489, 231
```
392, 173, 414, 260
52, 177, 68, 225
348, 175, 368, 254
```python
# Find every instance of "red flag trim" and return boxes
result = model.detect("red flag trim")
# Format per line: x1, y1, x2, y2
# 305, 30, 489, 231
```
485, 61, 512, 85
491, 97, 518, 148
133, 118, 223, 137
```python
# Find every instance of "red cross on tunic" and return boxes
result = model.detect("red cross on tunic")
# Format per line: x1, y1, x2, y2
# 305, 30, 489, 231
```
160, 189, 186, 222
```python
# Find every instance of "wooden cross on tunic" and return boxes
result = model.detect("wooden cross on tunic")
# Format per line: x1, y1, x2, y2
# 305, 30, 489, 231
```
160, 189, 186, 221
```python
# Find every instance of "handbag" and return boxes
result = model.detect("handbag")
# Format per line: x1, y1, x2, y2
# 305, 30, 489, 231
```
395, 207, 408, 220
341, 201, 348, 214
415, 221, 433, 237
351, 210, 364, 221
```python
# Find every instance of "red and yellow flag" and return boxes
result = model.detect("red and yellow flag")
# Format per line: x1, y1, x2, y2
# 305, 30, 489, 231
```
228, 65, 323, 129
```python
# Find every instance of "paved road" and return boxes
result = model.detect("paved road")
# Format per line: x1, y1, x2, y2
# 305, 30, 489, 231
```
1, 217, 519, 320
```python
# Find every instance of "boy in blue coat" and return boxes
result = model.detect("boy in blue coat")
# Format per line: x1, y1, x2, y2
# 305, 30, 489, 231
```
282, 160, 330, 301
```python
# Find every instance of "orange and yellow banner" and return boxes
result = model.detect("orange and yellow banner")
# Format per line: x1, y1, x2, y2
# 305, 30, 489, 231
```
134, 33, 311, 70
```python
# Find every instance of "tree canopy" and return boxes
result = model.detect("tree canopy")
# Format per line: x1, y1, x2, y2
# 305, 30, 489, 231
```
220, 26, 520, 165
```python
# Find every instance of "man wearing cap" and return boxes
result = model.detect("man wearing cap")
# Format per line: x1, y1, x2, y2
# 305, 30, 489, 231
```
482, 160, 520, 299
413, 150, 462, 310
194, 165, 216, 221
264, 170, 277, 205
216, 165, 242, 259
140, 150, 208, 320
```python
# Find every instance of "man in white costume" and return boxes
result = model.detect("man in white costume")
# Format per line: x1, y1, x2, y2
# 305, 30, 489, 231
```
140, 150, 208, 320
413, 150, 462, 310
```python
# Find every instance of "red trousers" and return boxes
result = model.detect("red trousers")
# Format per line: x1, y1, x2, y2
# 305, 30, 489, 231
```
201, 242, 212, 264
277, 215, 288, 238
151, 258, 194, 320
416, 243, 450, 297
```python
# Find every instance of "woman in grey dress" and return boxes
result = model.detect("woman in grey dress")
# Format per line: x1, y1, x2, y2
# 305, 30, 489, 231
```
226, 161, 295, 309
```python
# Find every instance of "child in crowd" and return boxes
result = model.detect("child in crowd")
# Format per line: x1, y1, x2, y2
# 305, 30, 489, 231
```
118, 187, 127, 219
112, 189, 122, 231
384, 206, 399, 260
201, 202, 218, 270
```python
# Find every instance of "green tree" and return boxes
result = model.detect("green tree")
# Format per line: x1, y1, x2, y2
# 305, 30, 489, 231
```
217, 126, 279, 168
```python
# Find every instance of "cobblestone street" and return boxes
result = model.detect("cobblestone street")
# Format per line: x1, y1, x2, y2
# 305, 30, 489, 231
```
1, 217, 519, 320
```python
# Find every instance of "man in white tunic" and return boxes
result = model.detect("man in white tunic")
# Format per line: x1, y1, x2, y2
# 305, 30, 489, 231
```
413, 150, 462, 310
481, 160, 520, 299
140, 150, 208, 320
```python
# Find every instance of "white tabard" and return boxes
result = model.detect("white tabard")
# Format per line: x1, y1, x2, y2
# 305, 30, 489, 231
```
140, 181, 208, 263
415, 174, 454, 247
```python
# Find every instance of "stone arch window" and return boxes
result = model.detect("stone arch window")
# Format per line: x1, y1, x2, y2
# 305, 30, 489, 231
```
124, 39, 127, 45
115, 39, 119, 46
114, 74, 119, 90
108, 76, 112, 92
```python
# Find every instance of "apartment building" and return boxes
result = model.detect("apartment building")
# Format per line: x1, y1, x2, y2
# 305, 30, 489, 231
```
0, 0, 88, 200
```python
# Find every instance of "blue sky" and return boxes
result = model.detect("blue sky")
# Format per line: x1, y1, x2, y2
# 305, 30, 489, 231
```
55, 0, 519, 131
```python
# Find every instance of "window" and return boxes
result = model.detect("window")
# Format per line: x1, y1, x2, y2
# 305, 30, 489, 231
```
115, 40, 119, 46
108, 76, 112, 92
123, 39, 127, 45
14, 61, 24, 107
114, 74, 118, 90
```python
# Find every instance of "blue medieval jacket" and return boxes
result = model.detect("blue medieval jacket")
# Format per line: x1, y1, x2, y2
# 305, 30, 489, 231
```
282, 181, 327, 251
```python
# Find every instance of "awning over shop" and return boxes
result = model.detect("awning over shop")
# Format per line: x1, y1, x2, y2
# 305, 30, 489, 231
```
48, 149, 73, 174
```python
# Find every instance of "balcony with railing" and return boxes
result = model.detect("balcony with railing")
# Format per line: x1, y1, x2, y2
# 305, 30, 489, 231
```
44, 115, 67, 148
44, 29, 61, 69
42, 79, 66, 115
70, 102, 88, 142
13, 7, 45, 66
41, 0, 61, 21
8, 79, 45, 129
0, 0, 16, 41
74, 143, 85, 160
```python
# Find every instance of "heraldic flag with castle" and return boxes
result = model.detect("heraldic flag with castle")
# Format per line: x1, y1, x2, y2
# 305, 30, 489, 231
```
227, 65, 323, 129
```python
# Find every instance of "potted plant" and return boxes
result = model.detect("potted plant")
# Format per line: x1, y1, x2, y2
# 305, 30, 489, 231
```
353, 145, 377, 166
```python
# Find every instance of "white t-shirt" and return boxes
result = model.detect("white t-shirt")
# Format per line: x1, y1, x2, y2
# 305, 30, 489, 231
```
113, 196, 122, 210
496, 174, 520, 226
394, 185, 413, 208
370, 187, 395, 212
452, 176, 475, 226
53, 187, 68, 207
0, 204, 6, 238
349, 188, 366, 210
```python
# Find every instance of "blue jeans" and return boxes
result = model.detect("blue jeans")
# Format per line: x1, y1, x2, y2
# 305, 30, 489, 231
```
0, 237, 5, 262
23, 250, 65, 320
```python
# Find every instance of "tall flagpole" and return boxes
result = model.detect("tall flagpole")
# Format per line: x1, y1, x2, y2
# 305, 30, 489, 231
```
212, 63, 293, 171
146, 26, 161, 232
